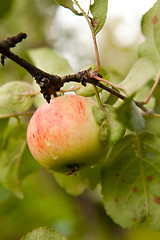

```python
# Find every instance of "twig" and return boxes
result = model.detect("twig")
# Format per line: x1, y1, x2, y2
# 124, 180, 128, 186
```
96, 82, 157, 115
134, 100, 155, 114
0, 33, 158, 116
0, 33, 62, 103
95, 81, 126, 101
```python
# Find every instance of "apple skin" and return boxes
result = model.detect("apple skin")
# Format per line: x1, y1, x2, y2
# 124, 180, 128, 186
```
27, 94, 107, 173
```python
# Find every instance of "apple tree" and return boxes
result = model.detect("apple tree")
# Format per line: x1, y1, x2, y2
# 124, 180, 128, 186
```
1, 0, 160, 239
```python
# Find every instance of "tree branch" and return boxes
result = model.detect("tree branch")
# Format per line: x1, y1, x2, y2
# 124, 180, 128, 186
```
0, 33, 62, 103
0, 33, 157, 116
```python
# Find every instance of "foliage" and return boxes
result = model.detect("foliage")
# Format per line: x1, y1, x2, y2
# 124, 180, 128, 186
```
21, 227, 67, 240
1, 0, 160, 239
102, 132, 160, 230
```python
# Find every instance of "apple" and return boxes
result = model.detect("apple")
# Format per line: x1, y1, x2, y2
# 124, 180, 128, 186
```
27, 94, 108, 174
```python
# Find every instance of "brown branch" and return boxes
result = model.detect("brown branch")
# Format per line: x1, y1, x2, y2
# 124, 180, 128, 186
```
0, 33, 62, 103
0, 33, 157, 116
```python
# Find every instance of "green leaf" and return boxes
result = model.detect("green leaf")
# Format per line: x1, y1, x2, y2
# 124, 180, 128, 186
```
54, 172, 87, 196
0, 118, 9, 135
54, 163, 102, 195
0, 81, 34, 115
0, 0, 14, 19
99, 121, 110, 147
21, 227, 67, 240
90, 0, 108, 35
0, 124, 39, 198
93, 89, 110, 104
119, 58, 156, 96
116, 97, 146, 131
0, 119, 9, 152
55, 0, 81, 16
18, 144, 39, 181
28, 47, 73, 76
80, 163, 103, 190
0, 138, 26, 198
103, 104, 126, 146
92, 105, 125, 146
101, 132, 160, 230
76, 82, 98, 97
92, 105, 106, 125
138, 0, 160, 71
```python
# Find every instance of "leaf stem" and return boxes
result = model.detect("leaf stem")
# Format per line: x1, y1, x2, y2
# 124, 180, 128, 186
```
138, 72, 160, 105
93, 75, 125, 91
73, 0, 100, 71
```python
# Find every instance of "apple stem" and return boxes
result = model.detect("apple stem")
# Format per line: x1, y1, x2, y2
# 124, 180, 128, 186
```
93, 84, 113, 124
93, 84, 103, 108
67, 164, 79, 176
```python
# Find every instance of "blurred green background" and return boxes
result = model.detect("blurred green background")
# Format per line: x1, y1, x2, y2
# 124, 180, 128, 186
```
1, 0, 160, 239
